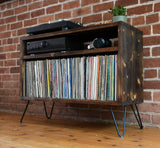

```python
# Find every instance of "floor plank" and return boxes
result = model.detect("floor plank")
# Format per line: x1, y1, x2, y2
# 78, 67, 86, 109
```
0, 112, 160, 148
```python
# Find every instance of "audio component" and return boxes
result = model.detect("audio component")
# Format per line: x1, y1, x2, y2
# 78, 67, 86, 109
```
87, 38, 111, 49
27, 20, 83, 35
26, 37, 82, 54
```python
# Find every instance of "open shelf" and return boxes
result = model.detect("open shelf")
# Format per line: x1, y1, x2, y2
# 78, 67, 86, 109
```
20, 96, 143, 106
21, 47, 118, 60
21, 22, 120, 41
20, 96, 122, 106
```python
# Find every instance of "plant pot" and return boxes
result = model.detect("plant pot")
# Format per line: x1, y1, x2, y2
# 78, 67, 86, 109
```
112, 16, 127, 23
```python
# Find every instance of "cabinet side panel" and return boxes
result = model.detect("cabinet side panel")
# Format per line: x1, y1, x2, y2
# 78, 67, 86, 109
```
20, 39, 26, 97
117, 26, 123, 102
134, 30, 143, 104
118, 23, 143, 104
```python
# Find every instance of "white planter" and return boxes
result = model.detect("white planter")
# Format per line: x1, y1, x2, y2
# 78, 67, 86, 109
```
112, 16, 127, 23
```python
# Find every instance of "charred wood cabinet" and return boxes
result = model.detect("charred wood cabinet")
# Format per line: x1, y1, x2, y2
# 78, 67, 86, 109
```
20, 21, 143, 137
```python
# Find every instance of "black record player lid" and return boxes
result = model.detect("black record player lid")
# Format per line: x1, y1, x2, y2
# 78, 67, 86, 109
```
27, 20, 82, 35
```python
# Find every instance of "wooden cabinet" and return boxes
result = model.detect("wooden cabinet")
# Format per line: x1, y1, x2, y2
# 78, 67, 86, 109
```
20, 21, 143, 137
20, 21, 143, 105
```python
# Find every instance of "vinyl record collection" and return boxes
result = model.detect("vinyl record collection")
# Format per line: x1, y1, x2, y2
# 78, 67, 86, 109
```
24, 55, 117, 101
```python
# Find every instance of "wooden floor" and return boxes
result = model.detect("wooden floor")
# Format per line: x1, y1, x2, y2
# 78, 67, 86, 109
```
0, 112, 160, 148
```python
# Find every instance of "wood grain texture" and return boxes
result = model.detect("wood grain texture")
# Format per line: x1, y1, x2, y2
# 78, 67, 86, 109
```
20, 96, 122, 106
0, 112, 160, 148
117, 22, 143, 104
21, 22, 119, 41
22, 47, 118, 60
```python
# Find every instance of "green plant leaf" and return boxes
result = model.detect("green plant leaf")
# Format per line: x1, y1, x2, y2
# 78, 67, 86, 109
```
109, 5, 127, 16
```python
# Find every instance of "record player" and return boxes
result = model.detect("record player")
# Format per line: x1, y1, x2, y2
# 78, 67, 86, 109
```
26, 20, 83, 54
27, 20, 83, 35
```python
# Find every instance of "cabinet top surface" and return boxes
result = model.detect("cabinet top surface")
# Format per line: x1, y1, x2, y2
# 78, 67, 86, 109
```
21, 21, 142, 41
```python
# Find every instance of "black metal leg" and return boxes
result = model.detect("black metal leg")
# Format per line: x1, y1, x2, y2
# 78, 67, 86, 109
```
110, 106, 127, 138
130, 104, 143, 129
20, 100, 30, 124
43, 101, 55, 119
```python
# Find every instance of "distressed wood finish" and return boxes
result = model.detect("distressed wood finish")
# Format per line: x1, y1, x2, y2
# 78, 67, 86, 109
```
117, 23, 143, 105
20, 96, 122, 106
20, 39, 26, 97
21, 22, 119, 41
20, 21, 143, 106
22, 47, 118, 60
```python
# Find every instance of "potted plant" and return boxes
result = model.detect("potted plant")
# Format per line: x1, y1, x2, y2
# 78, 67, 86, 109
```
110, 5, 127, 23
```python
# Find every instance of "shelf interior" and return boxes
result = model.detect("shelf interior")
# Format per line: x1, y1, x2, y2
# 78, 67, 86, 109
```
22, 47, 118, 60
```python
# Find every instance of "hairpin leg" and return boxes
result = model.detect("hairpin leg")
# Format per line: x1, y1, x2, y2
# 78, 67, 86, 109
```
20, 100, 30, 124
110, 106, 127, 138
130, 104, 143, 129
43, 101, 55, 119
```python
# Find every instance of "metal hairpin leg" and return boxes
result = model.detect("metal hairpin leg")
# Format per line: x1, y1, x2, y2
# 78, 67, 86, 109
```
43, 101, 55, 119
130, 104, 143, 129
20, 100, 30, 124
110, 106, 127, 138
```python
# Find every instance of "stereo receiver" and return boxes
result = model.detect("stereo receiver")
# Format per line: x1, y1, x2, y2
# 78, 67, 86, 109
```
26, 37, 82, 55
